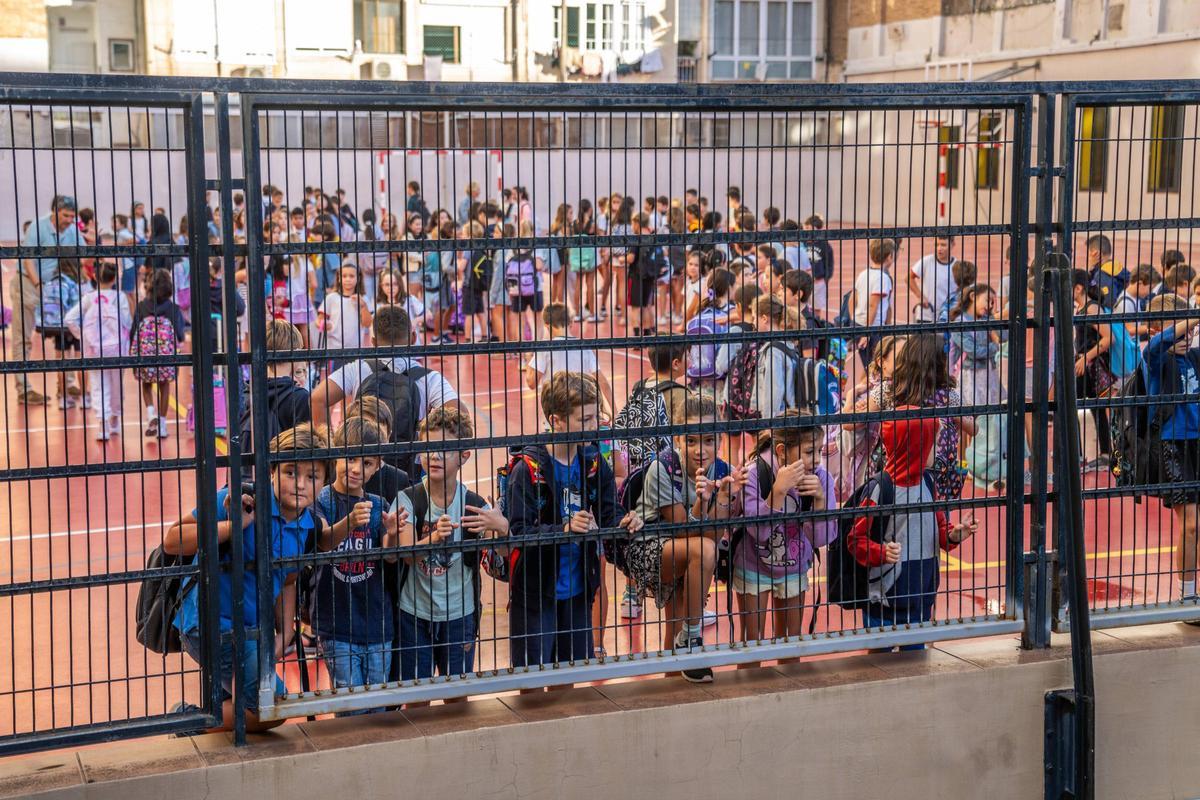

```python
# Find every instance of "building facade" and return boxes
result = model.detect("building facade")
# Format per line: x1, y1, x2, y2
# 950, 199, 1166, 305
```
35, 0, 836, 84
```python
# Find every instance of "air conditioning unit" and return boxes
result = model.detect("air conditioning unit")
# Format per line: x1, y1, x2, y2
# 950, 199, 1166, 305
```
362, 58, 406, 80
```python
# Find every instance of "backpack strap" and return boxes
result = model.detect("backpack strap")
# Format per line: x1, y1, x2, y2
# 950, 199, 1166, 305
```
365, 358, 389, 375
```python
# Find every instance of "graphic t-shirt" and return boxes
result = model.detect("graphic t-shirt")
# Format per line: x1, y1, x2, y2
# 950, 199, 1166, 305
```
553, 456, 586, 600
310, 487, 392, 644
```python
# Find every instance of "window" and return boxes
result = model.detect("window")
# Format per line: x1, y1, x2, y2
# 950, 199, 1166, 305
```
1148, 105, 1183, 193
423, 25, 460, 63
1078, 106, 1109, 192
577, 2, 643, 51
553, 7, 581, 47
976, 112, 1001, 190
938, 124, 961, 190
109, 39, 135, 71
355, 0, 404, 54
711, 0, 814, 80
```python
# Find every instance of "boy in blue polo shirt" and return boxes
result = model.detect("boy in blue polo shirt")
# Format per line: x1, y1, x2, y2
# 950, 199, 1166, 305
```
166, 424, 347, 732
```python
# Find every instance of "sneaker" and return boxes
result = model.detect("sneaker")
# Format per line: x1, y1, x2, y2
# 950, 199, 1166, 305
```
584, 313, 601, 323
168, 702, 206, 737
571, 313, 585, 323
80, 393, 92, 409
673, 630, 713, 683
701, 609, 718, 629
157, 417, 169, 438
620, 586, 642, 619
58, 395, 76, 409
94, 424, 110, 442
18, 389, 48, 405
145, 416, 159, 437
66, 384, 82, 398
108, 416, 122, 437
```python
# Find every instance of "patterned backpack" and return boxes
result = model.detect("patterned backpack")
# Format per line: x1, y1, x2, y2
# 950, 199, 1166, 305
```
36, 274, 80, 331
725, 339, 765, 420
927, 387, 966, 500
612, 379, 686, 470
132, 315, 178, 383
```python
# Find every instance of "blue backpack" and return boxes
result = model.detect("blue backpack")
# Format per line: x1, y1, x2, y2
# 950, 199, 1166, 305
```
685, 304, 732, 380
36, 274, 80, 331
1105, 308, 1141, 379
764, 342, 841, 416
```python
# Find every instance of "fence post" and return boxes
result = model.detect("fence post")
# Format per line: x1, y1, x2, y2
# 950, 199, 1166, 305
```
1023, 92, 1058, 649
184, 93, 226, 725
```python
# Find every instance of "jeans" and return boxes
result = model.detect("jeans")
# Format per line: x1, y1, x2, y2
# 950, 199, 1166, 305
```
181, 630, 284, 714
320, 638, 392, 715
509, 595, 593, 668
396, 611, 476, 681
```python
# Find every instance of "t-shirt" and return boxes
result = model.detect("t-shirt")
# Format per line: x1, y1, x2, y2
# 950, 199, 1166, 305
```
320, 292, 372, 351
527, 336, 599, 387
635, 455, 697, 530
175, 486, 316, 635
783, 245, 812, 272
911, 254, 957, 313
23, 214, 83, 283
552, 456, 586, 600
853, 267, 894, 327
392, 480, 485, 621
310, 488, 392, 644
328, 357, 459, 417
805, 241, 835, 281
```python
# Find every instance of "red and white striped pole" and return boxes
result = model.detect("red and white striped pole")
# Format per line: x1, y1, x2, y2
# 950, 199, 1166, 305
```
377, 150, 389, 221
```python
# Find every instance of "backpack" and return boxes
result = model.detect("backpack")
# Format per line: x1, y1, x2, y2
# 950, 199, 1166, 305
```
468, 251, 494, 291
135, 540, 229, 654
36, 274, 79, 331
1105, 308, 1141, 379
965, 413, 1010, 487
638, 246, 667, 280
762, 342, 841, 416
925, 388, 966, 500
135, 314, 178, 358
81, 292, 123, 357
505, 253, 538, 298
610, 449, 730, 576
685, 305, 732, 380
612, 379, 686, 471
422, 251, 442, 290
397, 482, 491, 602
833, 287, 857, 329
726, 341, 765, 421
1111, 354, 1200, 497
357, 359, 430, 472
238, 379, 305, 457
715, 455, 777, 585
825, 471, 896, 610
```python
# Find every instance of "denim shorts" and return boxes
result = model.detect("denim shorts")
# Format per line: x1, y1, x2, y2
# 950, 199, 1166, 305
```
181, 630, 285, 714
730, 566, 807, 601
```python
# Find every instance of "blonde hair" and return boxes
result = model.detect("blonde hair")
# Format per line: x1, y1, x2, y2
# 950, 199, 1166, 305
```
264, 320, 304, 351
752, 295, 799, 329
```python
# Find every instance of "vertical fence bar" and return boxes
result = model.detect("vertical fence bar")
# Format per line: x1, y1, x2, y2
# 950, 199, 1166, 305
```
238, 94, 278, 725
184, 93, 225, 725
1024, 92, 1058, 649
213, 91, 249, 745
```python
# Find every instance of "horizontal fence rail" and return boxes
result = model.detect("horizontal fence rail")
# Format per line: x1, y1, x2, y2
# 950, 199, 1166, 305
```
0, 75, 1194, 753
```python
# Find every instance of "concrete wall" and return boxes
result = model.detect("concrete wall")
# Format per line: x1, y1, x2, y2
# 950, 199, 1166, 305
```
4, 626, 1199, 800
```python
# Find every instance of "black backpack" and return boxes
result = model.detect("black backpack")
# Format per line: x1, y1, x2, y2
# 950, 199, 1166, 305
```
238, 380, 305, 460
358, 359, 429, 472
1111, 353, 1200, 499
394, 482, 489, 599
135, 540, 230, 654
825, 471, 896, 610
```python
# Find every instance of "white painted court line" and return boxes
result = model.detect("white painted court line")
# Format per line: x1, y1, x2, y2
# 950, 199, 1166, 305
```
3, 520, 167, 543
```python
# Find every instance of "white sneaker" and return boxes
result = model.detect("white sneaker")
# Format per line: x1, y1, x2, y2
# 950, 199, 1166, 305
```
620, 586, 643, 619
702, 609, 718, 628
80, 393, 92, 409
108, 416, 122, 437
145, 415, 159, 438
94, 424, 110, 441
157, 417, 169, 438
58, 395, 76, 410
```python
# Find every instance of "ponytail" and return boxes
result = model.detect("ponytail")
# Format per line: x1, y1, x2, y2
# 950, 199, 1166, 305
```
699, 268, 735, 312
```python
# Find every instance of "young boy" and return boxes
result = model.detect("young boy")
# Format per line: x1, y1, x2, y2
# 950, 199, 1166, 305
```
311, 418, 398, 709
780, 220, 812, 273
853, 238, 896, 366
392, 406, 508, 680
781, 268, 829, 360
240, 320, 312, 464
803, 214, 834, 313
345, 395, 413, 505
623, 394, 748, 681
525, 303, 614, 416
909, 235, 956, 322
625, 213, 663, 337
1141, 294, 1200, 601
166, 424, 344, 732
505, 372, 642, 671
458, 220, 492, 343
1113, 264, 1161, 341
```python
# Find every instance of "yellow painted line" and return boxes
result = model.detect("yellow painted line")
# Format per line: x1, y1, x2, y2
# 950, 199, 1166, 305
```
937, 544, 1177, 573
485, 402, 505, 410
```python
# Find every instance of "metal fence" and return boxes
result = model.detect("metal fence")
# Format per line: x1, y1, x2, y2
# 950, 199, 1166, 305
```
0, 74, 1195, 754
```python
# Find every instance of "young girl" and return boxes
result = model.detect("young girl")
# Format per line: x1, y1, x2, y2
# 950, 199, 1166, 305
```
838, 334, 901, 500
507, 220, 544, 346
682, 250, 707, 322
283, 242, 317, 347
1071, 269, 1115, 471
375, 267, 425, 344
949, 283, 1006, 459
319, 262, 374, 369
571, 199, 600, 322
130, 201, 149, 243
66, 260, 132, 441
548, 203, 573, 311
736, 411, 837, 643
130, 268, 187, 439
685, 268, 737, 390
173, 216, 191, 325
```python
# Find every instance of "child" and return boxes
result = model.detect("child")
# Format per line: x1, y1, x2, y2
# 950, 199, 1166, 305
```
166, 424, 340, 732
130, 268, 187, 439
803, 214, 834, 313
624, 393, 748, 681
715, 282, 763, 404
682, 250, 706, 321
846, 412, 977, 644
838, 335, 901, 500
311, 418, 398, 709
949, 284, 1005, 410
1140, 294, 1200, 600
781, 269, 829, 361
853, 238, 896, 367
909, 235, 957, 322
239, 320, 312, 463
206, 256, 246, 347
318, 262, 374, 368
35, 257, 83, 409
1161, 264, 1196, 302
308, 219, 341, 308
625, 213, 662, 337
505, 222, 545, 345
684, 268, 736, 390
283, 244, 317, 347
781, 220, 812, 273
393, 407, 508, 680
345, 396, 413, 506
751, 295, 801, 420
65, 260, 132, 441
457, 220, 492, 343
936, 260, 979, 326
506, 372, 641, 670
375, 267, 425, 345
736, 411, 836, 642
524, 303, 614, 418
613, 342, 692, 482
